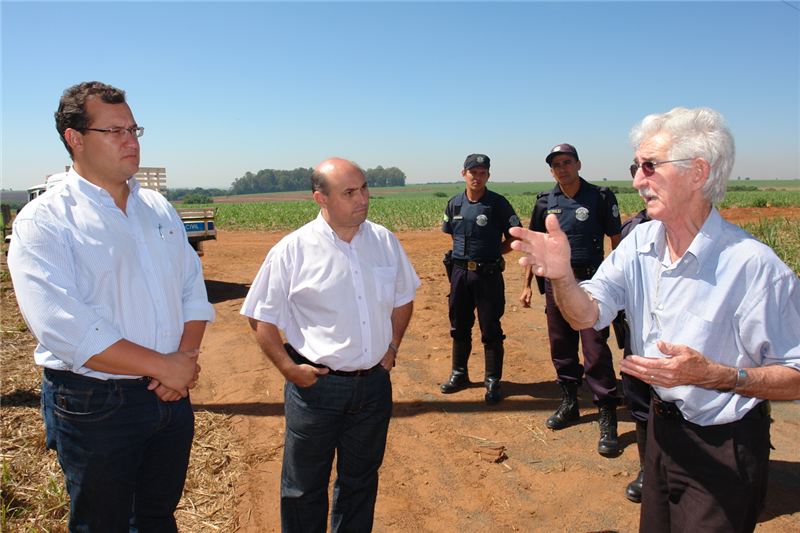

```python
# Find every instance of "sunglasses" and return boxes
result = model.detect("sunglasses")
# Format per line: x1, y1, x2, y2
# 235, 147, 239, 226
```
629, 159, 694, 178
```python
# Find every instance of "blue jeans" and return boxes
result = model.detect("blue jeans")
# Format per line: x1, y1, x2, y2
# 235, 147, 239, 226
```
41, 369, 194, 533
281, 367, 393, 533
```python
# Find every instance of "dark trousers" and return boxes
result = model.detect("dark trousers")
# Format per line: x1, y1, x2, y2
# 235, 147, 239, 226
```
449, 266, 505, 345
281, 367, 393, 533
544, 279, 618, 403
41, 369, 194, 533
641, 408, 771, 533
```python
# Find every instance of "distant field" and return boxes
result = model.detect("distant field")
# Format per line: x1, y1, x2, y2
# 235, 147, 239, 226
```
4, 179, 799, 228
213, 188, 800, 233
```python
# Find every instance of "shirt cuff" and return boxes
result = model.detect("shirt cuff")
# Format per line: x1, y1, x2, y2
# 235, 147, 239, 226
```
74, 317, 125, 370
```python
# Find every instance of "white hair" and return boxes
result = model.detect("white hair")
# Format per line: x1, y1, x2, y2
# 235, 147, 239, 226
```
630, 107, 735, 203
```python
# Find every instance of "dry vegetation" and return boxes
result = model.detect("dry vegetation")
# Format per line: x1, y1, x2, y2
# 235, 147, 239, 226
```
1, 247, 246, 532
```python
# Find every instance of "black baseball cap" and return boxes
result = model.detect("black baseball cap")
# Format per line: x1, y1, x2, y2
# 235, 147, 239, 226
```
464, 154, 490, 170
546, 144, 579, 166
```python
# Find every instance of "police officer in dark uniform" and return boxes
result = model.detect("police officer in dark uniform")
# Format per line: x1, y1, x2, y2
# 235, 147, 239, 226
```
519, 144, 622, 455
441, 154, 521, 405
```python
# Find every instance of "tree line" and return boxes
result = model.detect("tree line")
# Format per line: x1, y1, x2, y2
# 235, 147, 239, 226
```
230, 165, 406, 196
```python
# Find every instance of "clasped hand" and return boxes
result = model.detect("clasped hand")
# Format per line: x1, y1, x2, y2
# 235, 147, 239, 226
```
148, 349, 202, 402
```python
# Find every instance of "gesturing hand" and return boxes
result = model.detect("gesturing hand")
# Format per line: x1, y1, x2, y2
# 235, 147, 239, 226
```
510, 215, 572, 280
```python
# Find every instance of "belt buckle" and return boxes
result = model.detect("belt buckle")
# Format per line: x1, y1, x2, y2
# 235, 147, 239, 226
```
467, 260, 478, 271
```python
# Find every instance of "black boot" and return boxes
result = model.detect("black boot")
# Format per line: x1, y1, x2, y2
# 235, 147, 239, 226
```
441, 340, 471, 394
546, 381, 579, 429
484, 342, 504, 405
597, 401, 620, 456
626, 420, 648, 503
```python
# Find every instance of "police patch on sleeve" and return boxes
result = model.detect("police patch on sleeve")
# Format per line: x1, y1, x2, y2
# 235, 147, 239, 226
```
509, 215, 520, 226
612, 205, 620, 218
476, 214, 488, 226
444, 214, 449, 222
575, 207, 589, 222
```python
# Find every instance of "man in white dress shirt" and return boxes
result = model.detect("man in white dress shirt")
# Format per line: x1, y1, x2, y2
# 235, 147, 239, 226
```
8, 81, 215, 532
509, 107, 800, 532
241, 157, 420, 533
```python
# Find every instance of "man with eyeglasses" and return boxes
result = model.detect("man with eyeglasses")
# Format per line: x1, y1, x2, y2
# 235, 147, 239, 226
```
519, 143, 622, 456
8, 81, 215, 531
510, 107, 800, 533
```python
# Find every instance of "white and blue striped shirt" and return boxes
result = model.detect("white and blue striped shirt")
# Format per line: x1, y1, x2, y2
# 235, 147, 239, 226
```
582, 207, 800, 425
8, 168, 215, 380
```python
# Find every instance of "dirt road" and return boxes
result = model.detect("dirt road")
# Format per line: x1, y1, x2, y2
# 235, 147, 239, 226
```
191, 207, 800, 533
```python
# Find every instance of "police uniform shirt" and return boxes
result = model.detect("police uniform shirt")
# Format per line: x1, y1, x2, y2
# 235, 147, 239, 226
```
529, 177, 621, 266
442, 189, 521, 262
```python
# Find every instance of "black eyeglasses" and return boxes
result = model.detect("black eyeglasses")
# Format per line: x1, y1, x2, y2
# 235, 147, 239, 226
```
83, 126, 145, 139
629, 159, 693, 178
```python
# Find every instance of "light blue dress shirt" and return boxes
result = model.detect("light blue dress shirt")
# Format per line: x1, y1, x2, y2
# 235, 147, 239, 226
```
8, 169, 215, 380
582, 207, 800, 425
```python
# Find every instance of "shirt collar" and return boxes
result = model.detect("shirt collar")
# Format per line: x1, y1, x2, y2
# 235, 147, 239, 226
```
312, 211, 365, 244
684, 206, 722, 273
552, 177, 587, 196
68, 166, 140, 209
634, 206, 721, 274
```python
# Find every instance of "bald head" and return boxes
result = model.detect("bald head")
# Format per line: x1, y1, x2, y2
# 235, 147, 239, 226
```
311, 158, 365, 196
311, 157, 370, 242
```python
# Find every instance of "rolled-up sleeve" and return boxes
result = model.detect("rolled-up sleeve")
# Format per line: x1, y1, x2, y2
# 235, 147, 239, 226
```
8, 212, 124, 368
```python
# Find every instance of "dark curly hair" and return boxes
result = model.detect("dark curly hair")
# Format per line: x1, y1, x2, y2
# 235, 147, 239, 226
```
54, 81, 127, 158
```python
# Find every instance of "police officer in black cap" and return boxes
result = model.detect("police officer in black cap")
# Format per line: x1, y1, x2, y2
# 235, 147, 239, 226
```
519, 144, 623, 455
440, 154, 521, 404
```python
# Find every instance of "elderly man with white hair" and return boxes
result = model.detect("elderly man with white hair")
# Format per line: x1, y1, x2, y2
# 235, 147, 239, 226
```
509, 107, 800, 533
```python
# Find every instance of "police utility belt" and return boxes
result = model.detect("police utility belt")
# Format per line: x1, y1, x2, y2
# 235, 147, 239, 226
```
453, 256, 505, 274
571, 264, 599, 280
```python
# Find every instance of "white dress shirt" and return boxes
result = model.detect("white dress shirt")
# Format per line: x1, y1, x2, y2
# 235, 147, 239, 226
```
241, 212, 420, 372
582, 207, 800, 425
8, 168, 215, 380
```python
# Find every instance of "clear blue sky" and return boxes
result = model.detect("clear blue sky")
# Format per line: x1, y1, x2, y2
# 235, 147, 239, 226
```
2, 1, 798, 191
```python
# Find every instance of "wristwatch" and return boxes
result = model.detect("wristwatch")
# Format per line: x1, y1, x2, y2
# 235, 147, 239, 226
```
717, 368, 747, 393
388, 343, 398, 355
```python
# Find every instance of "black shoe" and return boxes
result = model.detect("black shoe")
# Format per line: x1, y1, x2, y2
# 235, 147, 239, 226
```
597, 402, 619, 455
485, 380, 502, 405
440, 371, 469, 394
626, 468, 644, 503
546, 382, 579, 430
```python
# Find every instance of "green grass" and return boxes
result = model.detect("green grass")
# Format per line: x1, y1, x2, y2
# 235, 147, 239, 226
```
209, 188, 800, 233
738, 217, 800, 277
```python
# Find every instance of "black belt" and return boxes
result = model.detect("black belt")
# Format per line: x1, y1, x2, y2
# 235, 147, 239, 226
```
44, 368, 151, 386
453, 257, 504, 274
284, 344, 381, 378
652, 391, 770, 421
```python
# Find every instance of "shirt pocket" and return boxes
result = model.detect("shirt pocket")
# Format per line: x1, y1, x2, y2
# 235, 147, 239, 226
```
159, 226, 185, 279
663, 310, 733, 363
372, 266, 398, 303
